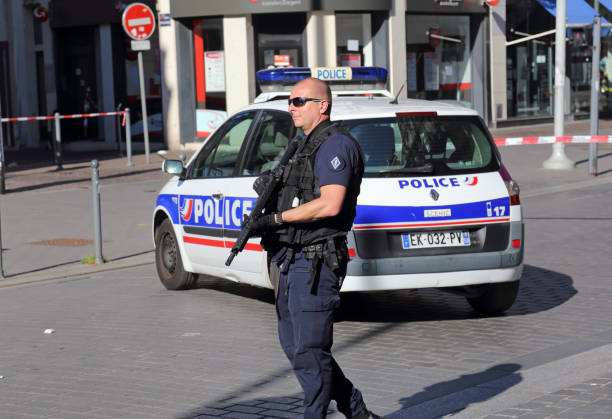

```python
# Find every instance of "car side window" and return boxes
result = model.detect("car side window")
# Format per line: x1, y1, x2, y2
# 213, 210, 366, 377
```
243, 111, 295, 175
190, 111, 256, 178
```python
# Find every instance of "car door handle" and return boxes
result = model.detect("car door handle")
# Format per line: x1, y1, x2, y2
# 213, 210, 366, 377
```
212, 193, 224, 200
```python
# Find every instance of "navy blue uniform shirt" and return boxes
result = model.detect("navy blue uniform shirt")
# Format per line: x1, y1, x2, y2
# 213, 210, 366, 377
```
314, 134, 361, 187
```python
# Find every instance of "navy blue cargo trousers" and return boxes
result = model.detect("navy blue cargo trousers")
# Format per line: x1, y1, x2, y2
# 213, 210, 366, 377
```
276, 251, 367, 418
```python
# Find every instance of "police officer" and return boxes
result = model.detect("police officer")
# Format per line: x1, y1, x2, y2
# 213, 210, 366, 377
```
252, 78, 379, 419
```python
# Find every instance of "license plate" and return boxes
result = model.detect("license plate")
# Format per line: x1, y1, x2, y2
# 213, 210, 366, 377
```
401, 231, 470, 249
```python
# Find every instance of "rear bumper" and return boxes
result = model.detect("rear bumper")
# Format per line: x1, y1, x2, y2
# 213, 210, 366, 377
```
340, 265, 523, 292
342, 220, 524, 292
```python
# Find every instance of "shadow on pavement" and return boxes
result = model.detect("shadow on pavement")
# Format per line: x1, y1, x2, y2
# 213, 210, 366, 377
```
3, 258, 83, 278
192, 276, 276, 305
192, 264, 576, 323
4, 250, 153, 278
176, 266, 567, 418
176, 394, 304, 419
337, 264, 576, 322
387, 363, 522, 418
574, 151, 612, 167
6, 167, 160, 194
170, 292, 399, 418
5, 149, 128, 172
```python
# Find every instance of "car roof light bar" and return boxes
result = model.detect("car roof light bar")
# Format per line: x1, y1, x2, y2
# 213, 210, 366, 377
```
256, 66, 389, 96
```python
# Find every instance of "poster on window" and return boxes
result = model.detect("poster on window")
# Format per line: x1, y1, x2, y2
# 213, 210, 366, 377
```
340, 54, 361, 67
407, 53, 417, 91
204, 51, 225, 92
424, 52, 439, 91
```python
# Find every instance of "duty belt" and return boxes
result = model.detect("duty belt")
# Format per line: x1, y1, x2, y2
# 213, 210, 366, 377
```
305, 236, 347, 294
278, 236, 348, 291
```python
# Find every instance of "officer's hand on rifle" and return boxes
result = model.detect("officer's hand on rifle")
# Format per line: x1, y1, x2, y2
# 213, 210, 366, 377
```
249, 212, 284, 233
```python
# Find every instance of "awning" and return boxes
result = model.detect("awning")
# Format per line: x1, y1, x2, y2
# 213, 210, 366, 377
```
536, 0, 609, 25
536, 0, 612, 36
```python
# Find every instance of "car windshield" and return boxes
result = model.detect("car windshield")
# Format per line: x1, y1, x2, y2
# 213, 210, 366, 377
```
344, 115, 499, 177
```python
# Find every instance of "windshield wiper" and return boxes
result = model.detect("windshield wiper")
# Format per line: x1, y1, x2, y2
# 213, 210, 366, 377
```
379, 163, 434, 175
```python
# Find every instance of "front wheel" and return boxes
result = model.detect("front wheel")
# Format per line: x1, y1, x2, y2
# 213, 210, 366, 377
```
155, 218, 197, 290
466, 281, 519, 315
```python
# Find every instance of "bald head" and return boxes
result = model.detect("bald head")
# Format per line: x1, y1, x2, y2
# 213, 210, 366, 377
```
289, 78, 333, 134
294, 78, 332, 115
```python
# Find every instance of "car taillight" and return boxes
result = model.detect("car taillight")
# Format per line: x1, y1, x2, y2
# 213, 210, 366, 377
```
499, 163, 521, 205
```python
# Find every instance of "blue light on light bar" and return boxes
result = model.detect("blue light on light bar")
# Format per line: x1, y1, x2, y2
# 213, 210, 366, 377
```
256, 67, 311, 83
256, 67, 388, 93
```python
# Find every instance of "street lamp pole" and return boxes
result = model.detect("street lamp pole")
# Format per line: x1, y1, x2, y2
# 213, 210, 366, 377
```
589, 0, 601, 176
543, 0, 575, 169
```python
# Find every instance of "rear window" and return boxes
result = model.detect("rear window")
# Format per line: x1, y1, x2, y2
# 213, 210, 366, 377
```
345, 115, 499, 177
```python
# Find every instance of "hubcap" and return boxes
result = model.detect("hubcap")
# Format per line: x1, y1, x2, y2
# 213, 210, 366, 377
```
161, 233, 177, 273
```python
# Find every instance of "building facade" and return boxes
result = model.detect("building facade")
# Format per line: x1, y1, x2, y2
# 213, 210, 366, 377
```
50, 0, 161, 149
0, 0, 56, 149
495, 0, 612, 124
0, 0, 162, 150
159, 0, 491, 150
3, 0, 610, 152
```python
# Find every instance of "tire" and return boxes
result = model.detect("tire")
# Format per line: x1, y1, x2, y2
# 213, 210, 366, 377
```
466, 281, 519, 315
155, 218, 197, 290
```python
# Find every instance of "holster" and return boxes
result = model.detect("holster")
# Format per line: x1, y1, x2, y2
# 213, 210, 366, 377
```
304, 236, 348, 294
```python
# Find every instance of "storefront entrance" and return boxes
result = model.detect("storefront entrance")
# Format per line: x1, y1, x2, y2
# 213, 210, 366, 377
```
55, 27, 99, 141
0, 41, 13, 147
253, 13, 306, 72
405, 14, 472, 107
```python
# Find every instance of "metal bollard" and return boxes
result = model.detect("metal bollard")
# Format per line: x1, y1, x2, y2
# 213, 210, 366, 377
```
0, 202, 4, 279
54, 112, 63, 170
589, 14, 601, 177
0, 120, 5, 195
116, 104, 123, 157
91, 160, 104, 265
125, 108, 133, 166
0, 97, 5, 195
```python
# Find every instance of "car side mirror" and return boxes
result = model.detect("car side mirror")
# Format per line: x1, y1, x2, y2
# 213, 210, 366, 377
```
162, 160, 185, 178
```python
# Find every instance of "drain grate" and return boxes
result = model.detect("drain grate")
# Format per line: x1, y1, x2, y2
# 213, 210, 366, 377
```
29, 238, 94, 247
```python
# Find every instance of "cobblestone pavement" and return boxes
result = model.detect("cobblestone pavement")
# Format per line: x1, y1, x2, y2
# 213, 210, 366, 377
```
1, 175, 612, 418
483, 375, 612, 418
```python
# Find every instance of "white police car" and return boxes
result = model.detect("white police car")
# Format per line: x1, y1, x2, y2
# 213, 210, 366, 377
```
152, 67, 523, 314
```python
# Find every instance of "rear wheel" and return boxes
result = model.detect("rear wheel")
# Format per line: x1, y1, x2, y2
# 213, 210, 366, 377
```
466, 281, 519, 315
155, 218, 197, 290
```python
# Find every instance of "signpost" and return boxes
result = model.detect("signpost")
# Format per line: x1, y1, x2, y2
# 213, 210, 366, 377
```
122, 2, 155, 164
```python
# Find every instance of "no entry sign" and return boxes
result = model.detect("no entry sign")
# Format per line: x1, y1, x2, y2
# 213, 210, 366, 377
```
122, 3, 156, 40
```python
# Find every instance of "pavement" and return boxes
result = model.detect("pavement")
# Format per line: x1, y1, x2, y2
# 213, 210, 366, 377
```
1, 161, 612, 418
0, 120, 612, 418
0, 119, 611, 288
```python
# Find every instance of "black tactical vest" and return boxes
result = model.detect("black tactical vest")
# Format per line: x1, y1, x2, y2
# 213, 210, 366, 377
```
272, 120, 364, 247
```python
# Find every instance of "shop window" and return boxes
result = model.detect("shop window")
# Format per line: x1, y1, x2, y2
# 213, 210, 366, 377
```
336, 13, 372, 67
253, 13, 306, 71
507, 40, 553, 118
405, 15, 471, 106
193, 18, 226, 138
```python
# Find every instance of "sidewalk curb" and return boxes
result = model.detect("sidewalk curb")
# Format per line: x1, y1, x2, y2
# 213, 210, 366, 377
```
0, 253, 154, 289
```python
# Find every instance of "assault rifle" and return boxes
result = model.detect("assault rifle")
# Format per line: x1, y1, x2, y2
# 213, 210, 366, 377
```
225, 138, 300, 266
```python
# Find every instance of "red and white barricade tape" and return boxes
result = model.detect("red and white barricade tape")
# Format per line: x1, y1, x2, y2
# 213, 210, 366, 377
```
495, 135, 612, 146
1, 111, 128, 126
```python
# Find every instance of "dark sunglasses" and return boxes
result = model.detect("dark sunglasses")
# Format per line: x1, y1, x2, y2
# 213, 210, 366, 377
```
288, 97, 324, 107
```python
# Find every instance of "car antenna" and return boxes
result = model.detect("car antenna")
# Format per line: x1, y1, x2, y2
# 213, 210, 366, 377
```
390, 81, 406, 104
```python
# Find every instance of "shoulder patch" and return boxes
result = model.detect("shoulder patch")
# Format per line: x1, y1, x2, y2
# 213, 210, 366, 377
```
329, 155, 345, 171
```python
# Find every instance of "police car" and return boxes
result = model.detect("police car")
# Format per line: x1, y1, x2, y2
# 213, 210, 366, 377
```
153, 67, 523, 314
